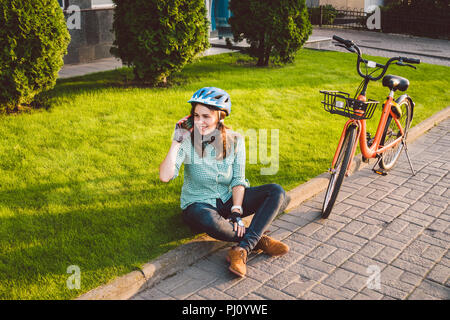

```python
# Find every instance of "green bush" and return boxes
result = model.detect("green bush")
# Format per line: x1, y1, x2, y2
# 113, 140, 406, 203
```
0, 0, 70, 112
381, 0, 449, 38
229, 0, 312, 66
110, 0, 210, 85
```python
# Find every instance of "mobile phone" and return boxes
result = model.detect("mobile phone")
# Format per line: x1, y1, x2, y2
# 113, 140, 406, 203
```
181, 115, 193, 130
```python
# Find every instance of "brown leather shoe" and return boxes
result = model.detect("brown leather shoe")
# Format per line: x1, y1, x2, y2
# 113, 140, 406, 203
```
226, 246, 247, 277
254, 235, 289, 256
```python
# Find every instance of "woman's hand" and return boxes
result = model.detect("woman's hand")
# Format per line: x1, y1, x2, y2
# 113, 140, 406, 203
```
229, 210, 246, 238
173, 115, 193, 143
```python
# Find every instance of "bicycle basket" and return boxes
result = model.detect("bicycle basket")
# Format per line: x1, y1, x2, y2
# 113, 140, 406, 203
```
320, 90, 379, 120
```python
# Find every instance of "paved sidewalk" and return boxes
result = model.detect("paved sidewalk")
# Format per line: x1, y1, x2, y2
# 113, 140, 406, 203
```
313, 27, 450, 67
132, 118, 450, 300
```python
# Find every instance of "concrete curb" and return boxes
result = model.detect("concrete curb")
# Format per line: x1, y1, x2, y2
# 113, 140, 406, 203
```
76, 106, 450, 300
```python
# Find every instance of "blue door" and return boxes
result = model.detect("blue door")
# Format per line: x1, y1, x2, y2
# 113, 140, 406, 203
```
211, 0, 216, 31
215, 0, 230, 28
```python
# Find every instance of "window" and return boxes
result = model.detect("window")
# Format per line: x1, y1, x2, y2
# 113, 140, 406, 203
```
91, 0, 115, 9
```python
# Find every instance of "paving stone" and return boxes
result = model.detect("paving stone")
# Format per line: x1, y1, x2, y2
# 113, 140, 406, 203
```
282, 239, 313, 255
307, 244, 337, 260
374, 246, 402, 264
357, 224, 383, 240
288, 264, 328, 282
324, 248, 354, 266
196, 287, 235, 300
359, 242, 386, 258
408, 288, 440, 300
399, 271, 423, 287
391, 258, 430, 277
334, 231, 368, 248
253, 285, 296, 300
342, 220, 367, 235
310, 226, 340, 242
246, 265, 275, 283
171, 278, 216, 300
297, 222, 323, 236
224, 278, 262, 299
352, 289, 384, 300
270, 218, 300, 232
311, 283, 356, 300
278, 213, 311, 228
301, 291, 331, 300
271, 250, 304, 269
374, 284, 410, 300
343, 274, 369, 292
241, 293, 266, 300
134, 287, 174, 300
265, 270, 301, 290
368, 189, 388, 201
421, 245, 447, 262
322, 268, 354, 289
426, 264, 450, 285
428, 219, 450, 234
282, 279, 317, 298
415, 279, 450, 299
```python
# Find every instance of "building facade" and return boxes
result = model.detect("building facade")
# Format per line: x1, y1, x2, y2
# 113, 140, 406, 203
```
60, 0, 231, 65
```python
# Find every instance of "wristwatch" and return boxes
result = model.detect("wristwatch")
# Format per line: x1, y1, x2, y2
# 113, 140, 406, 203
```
231, 205, 243, 214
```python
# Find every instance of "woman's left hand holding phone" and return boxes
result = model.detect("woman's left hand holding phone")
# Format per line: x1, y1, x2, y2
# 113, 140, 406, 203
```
173, 115, 193, 143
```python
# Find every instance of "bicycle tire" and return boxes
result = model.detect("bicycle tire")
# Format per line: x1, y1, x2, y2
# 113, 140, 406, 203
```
379, 98, 412, 170
322, 125, 358, 219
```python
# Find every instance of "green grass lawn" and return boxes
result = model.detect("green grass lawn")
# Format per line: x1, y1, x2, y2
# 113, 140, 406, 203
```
0, 48, 448, 299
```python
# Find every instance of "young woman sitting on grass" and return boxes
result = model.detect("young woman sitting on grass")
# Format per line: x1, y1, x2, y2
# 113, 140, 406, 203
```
159, 87, 290, 277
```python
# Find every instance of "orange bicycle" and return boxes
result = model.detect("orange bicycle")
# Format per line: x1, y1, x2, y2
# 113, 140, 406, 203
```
321, 35, 420, 219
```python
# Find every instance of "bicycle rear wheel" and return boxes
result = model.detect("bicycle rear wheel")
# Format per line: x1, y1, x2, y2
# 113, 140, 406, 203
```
322, 125, 358, 219
379, 98, 412, 170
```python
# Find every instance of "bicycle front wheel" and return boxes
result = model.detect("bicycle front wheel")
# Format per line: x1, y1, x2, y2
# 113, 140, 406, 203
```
322, 125, 358, 219
379, 98, 412, 170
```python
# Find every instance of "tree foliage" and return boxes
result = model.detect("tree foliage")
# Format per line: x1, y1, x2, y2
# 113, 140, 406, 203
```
229, 0, 312, 66
0, 0, 70, 112
111, 0, 210, 85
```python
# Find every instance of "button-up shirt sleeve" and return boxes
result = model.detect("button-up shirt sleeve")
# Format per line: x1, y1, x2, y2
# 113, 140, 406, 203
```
230, 134, 250, 189
169, 140, 187, 181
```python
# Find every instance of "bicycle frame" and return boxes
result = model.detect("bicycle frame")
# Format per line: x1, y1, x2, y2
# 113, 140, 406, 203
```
330, 90, 404, 175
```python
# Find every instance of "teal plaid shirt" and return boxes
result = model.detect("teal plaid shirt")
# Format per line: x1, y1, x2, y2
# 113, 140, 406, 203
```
171, 131, 250, 210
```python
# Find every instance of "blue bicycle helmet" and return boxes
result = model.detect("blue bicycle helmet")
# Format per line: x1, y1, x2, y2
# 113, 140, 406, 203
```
188, 87, 231, 116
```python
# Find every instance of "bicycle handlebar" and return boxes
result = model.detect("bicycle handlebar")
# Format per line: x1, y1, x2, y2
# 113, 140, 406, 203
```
332, 35, 420, 81
401, 57, 420, 64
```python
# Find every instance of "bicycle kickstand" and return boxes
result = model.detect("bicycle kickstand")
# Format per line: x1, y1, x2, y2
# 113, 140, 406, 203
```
403, 139, 416, 176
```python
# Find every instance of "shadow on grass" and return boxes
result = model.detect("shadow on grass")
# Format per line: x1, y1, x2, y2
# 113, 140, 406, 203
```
0, 173, 199, 298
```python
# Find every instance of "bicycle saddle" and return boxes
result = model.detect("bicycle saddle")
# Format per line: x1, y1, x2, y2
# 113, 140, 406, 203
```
382, 75, 409, 92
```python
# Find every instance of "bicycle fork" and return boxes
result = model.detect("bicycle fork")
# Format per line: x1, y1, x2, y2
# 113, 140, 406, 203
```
329, 121, 360, 176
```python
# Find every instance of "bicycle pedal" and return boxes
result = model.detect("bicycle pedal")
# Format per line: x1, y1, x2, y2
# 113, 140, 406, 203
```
373, 169, 387, 176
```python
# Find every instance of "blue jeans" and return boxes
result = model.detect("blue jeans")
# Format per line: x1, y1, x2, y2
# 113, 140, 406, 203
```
182, 183, 287, 253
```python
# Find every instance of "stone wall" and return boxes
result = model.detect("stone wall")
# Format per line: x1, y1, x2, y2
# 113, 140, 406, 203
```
63, 5, 115, 65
